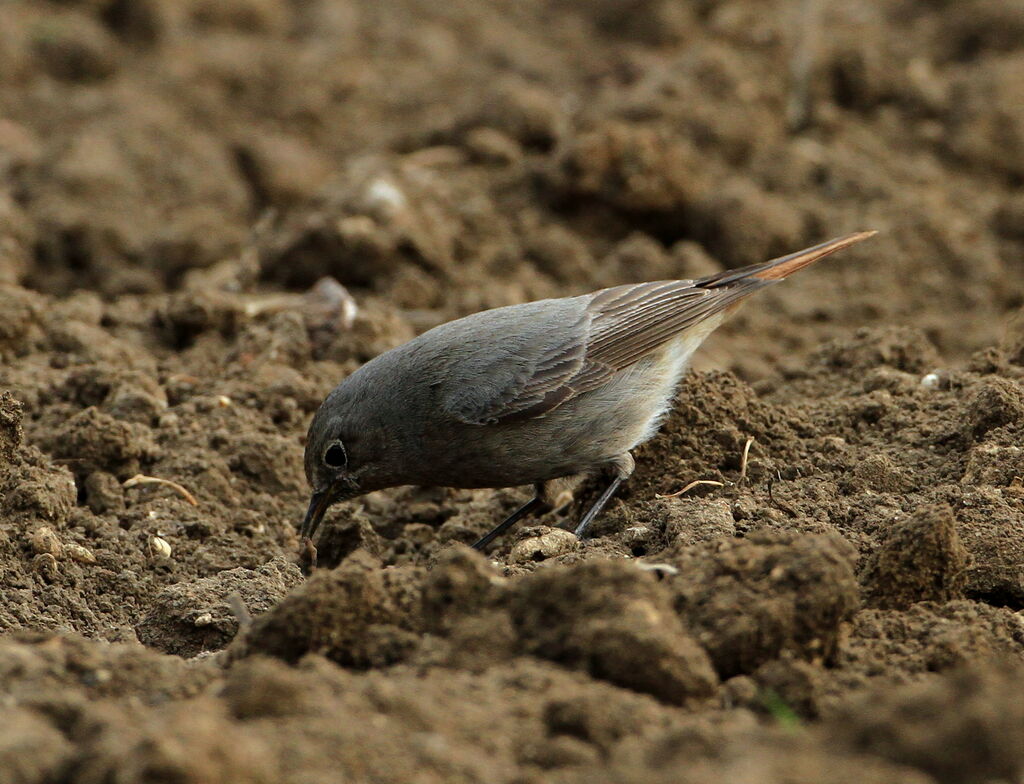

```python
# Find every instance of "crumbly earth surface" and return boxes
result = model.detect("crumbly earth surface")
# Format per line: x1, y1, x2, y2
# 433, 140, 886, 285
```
3, 1, 1024, 781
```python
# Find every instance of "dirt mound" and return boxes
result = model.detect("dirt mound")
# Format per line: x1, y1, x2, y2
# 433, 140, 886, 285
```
667, 531, 859, 678
237, 550, 424, 667
137, 556, 302, 657
505, 558, 718, 704
830, 664, 1024, 784
860, 504, 970, 610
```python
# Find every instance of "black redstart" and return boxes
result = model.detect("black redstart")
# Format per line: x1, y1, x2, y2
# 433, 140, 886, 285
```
300, 231, 875, 551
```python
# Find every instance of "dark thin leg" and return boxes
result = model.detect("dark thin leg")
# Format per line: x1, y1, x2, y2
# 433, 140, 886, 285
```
573, 475, 625, 538
472, 494, 547, 551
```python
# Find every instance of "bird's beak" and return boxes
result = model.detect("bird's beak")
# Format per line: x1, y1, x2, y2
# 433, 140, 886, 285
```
299, 480, 360, 540
299, 490, 332, 540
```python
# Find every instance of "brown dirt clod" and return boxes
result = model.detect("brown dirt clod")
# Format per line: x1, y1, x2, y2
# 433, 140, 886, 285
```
508, 559, 719, 704
667, 532, 860, 678
860, 504, 970, 610
236, 551, 424, 669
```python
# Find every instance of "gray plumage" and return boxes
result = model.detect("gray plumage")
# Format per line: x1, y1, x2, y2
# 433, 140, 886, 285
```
300, 231, 875, 547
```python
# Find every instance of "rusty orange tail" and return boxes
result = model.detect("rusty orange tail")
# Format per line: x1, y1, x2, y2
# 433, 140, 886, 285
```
698, 231, 877, 289
753, 231, 877, 281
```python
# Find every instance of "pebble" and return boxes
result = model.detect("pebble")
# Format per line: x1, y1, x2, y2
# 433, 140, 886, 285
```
509, 527, 578, 564
33, 553, 59, 582
66, 543, 97, 564
149, 535, 172, 559
28, 526, 63, 558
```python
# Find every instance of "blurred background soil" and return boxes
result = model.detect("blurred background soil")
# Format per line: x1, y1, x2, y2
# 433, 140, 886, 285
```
3, 0, 1024, 782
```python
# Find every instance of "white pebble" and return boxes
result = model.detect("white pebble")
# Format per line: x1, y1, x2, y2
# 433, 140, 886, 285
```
635, 561, 679, 576
65, 543, 97, 564
920, 372, 941, 390
149, 535, 172, 559
193, 612, 214, 627
365, 178, 406, 211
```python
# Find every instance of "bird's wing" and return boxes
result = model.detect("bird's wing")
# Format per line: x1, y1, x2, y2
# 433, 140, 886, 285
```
439, 303, 596, 425
582, 277, 769, 372
446, 232, 875, 426
446, 278, 767, 425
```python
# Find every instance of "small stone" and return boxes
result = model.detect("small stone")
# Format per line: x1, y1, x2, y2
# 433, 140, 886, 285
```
721, 675, 759, 709
65, 543, 97, 564
149, 535, 172, 559
303, 277, 358, 333
33, 553, 59, 582
194, 612, 215, 627
465, 127, 523, 165
509, 527, 578, 564
28, 526, 62, 558
362, 178, 407, 215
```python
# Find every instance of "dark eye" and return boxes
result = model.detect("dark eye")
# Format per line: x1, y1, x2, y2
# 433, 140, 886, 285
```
323, 441, 347, 468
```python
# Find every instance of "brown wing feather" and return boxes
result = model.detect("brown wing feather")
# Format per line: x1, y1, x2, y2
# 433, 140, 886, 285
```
482, 232, 875, 424
473, 313, 589, 424
487, 279, 766, 424
584, 278, 771, 371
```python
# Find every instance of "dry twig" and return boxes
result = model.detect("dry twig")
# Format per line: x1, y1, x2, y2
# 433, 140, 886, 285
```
739, 437, 755, 483
123, 474, 199, 506
656, 480, 726, 499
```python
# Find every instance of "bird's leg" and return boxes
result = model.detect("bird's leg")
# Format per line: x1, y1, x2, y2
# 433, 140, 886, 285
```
472, 483, 550, 552
574, 453, 634, 539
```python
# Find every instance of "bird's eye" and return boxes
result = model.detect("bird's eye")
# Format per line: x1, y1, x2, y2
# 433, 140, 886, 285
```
323, 441, 347, 468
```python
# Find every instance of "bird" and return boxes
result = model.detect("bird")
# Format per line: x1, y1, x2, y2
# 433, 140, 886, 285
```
300, 231, 876, 552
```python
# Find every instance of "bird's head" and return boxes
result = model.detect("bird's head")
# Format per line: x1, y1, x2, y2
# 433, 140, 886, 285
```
299, 395, 365, 541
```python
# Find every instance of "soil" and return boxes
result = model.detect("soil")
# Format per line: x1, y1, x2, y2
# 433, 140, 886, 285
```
3, 0, 1024, 782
